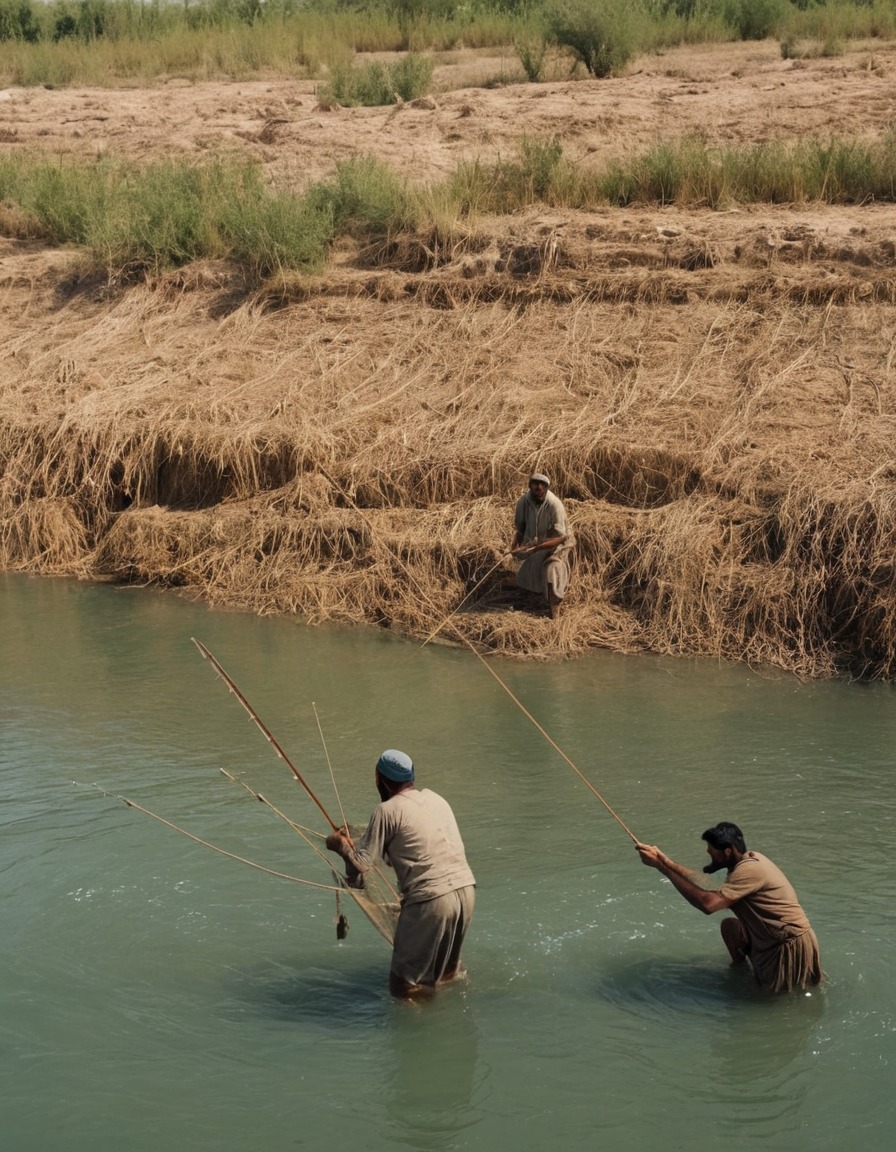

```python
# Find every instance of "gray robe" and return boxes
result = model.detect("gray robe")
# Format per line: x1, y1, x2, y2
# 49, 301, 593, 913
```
513, 489, 574, 599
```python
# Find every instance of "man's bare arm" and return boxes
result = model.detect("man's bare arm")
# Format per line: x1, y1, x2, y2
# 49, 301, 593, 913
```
636, 843, 734, 915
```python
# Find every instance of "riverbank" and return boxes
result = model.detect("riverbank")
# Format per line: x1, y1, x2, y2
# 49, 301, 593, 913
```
3, 40, 896, 675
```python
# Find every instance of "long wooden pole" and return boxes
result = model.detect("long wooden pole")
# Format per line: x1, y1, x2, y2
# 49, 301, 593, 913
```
420, 551, 512, 648
191, 637, 341, 834
460, 645, 638, 842
88, 783, 341, 892
320, 471, 640, 844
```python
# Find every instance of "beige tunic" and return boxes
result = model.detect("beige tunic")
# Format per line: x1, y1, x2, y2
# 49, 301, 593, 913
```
354, 788, 475, 906
719, 851, 822, 992
354, 788, 476, 986
513, 490, 575, 599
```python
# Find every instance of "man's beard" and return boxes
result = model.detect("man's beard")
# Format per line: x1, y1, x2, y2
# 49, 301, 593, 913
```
703, 859, 728, 874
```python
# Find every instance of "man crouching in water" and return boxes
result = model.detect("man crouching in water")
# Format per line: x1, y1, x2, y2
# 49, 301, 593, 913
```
326, 749, 475, 999
636, 822, 822, 993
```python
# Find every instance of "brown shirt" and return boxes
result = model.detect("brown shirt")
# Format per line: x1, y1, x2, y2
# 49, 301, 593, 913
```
718, 851, 813, 947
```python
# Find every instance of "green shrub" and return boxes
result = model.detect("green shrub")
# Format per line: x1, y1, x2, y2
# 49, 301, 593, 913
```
320, 51, 433, 106
390, 50, 434, 99
0, 0, 40, 42
446, 137, 574, 212
309, 155, 413, 236
0, 153, 335, 277
222, 184, 334, 277
724, 0, 787, 40
514, 34, 548, 81
547, 0, 637, 78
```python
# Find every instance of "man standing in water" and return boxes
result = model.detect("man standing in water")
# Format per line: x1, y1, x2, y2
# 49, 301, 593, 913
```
326, 749, 475, 999
636, 822, 822, 993
511, 472, 574, 619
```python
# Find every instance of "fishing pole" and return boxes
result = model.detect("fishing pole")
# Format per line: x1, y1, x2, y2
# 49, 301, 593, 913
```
191, 637, 342, 835
310, 703, 401, 902
84, 782, 342, 893
420, 550, 514, 649
319, 470, 641, 845
459, 644, 638, 843
219, 767, 330, 856
312, 701, 349, 832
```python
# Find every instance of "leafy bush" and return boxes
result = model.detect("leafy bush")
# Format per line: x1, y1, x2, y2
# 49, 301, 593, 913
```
547, 0, 636, 78
0, 0, 40, 42
51, 0, 110, 42
309, 155, 412, 236
724, 0, 787, 40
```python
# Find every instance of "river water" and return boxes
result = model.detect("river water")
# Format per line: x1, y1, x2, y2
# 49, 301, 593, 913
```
2, 572, 894, 1151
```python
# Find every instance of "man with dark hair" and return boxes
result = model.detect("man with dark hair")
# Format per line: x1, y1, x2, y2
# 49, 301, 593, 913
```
326, 749, 475, 999
511, 472, 574, 620
636, 822, 822, 993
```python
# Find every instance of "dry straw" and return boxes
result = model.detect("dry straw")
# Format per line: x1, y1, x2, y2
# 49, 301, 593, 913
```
4, 222, 896, 677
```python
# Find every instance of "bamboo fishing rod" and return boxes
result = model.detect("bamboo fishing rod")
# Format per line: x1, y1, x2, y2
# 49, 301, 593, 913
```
312, 701, 349, 832
309, 702, 400, 900
219, 767, 331, 858
318, 469, 641, 845
84, 783, 342, 893
218, 764, 398, 898
458, 643, 638, 843
191, 637, 342, 835
420, 550, 513, 649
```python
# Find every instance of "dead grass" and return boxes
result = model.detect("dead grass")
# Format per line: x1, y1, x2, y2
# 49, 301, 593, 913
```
4, 222, 896, 677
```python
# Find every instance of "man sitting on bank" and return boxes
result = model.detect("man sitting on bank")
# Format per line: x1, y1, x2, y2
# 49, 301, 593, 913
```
511, 472, 574, 620
636, 821, 822, 993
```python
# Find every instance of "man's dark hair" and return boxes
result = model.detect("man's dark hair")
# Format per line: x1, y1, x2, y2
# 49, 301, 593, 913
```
702, 822, 747, 854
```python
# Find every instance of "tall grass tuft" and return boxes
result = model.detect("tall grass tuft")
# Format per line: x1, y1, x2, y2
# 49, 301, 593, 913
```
4, 133, 896, 283
309, 155, 414, 237
514, 34, 549, 82
723, 0, 788, 40
0, 152, 335, 277
319, 52, 434, 107
446, 136, 578, 214
4, 0, 896, 87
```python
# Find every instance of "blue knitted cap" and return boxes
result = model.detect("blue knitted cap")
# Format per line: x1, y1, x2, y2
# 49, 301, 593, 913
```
376, 749, 415, 783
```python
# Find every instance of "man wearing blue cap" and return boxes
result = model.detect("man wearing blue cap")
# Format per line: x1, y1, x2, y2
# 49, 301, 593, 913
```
511, 471, 574, 620
326, 749, 475, 999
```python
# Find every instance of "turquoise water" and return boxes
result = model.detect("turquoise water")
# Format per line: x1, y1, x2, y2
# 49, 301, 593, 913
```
1, 572, 894, 1150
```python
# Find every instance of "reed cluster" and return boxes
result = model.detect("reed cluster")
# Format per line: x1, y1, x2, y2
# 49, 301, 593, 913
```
3, 135, 896, 279
318, 52, 434, 107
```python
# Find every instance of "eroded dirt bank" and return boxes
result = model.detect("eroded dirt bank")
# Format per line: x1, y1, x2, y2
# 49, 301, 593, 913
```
3, 42, 896, 676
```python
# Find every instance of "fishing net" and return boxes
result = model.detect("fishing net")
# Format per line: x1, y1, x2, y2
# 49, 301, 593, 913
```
330, 823, 401, 946
333, 867, 400, 946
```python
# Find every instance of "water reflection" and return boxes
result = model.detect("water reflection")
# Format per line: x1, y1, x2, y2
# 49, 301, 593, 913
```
596, 954, 751, 1018
385, 993, 484, 1151
706, 989, 825, 1082
225, 959, 391, 1029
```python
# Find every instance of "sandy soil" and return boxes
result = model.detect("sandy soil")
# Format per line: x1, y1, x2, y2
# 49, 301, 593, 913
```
3, 40, 896, 304
1, 40, 895, 184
